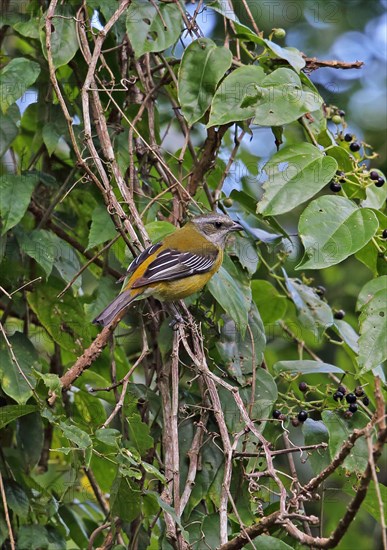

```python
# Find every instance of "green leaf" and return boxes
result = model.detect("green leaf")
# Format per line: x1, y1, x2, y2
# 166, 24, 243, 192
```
208, 256, 252, 334
264, 40, 306, 72
17, 525, 50, 550
251, 280, 287, 324
302, 419, 330, 474
357, 289, 386, 373
274, 360, 344, 374
87, 204, 117, 250
216, 302, 266, 382
110, 474, 142, 522
127, 413, 154, 455
142, 462, 166, 483
333, 319, 359, 353
178, 38, 233, 126
95, 428, 122, 447
16, 229, 56, 278
17, 412, 44, 470
322, 410, 369, 472
40, 7, 79, 68
208, 67, 322, 128
5, 480, 30, 517
59, 421, 92, 449
145, 220, 175, 242
207, 65, 265, 126
27, 278, 90, 354
0, 104, 19, 156
345, 481, 387, 525
42, 121, 63, 156
0, 404, 38, 429
257, 143, 337, 216
357, 276, 387, 310
0, 173, 38, 234
126, 0, 182, 57
0, 58, 40, 113
297, 196, 379, 269
0, 332, 37, 404
283, 273, 333, 336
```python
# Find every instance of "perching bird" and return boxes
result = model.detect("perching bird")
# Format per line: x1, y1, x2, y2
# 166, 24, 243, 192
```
92, 213, 242, 327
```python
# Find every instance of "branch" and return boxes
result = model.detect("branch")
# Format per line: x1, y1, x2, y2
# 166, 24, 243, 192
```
56, 317, 121, 394
303, 56, 364, 71
188, 125, 231, 196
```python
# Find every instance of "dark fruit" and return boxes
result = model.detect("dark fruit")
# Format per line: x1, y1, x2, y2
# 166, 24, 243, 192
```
382, 229, 387, 239
375, 177, 385, 187
349, 141, 361, 152
363, 396, 370, 406
344, 133, 353, 142
337, 385, 346, 395
299, 381, 308, 392
344, 410, 353, 419
279, 413, 287, 421
316, 285, 326, 297
348, 403, 358, 413
330, 181, 342, 193
297, 410, 308, 422
354, 386, 364, 397
273, 409, 282, 419
370, 170, 379, 180
338, 110, 345, 117
345, 393, 357, 404
334, 309, 345, 320
333, 391, 344, 401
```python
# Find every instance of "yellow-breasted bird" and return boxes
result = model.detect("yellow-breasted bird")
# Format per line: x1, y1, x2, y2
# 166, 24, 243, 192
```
93, 213, 243, 327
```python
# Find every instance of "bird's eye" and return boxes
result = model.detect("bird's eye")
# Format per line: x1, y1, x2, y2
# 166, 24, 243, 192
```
214, 221, 223, 229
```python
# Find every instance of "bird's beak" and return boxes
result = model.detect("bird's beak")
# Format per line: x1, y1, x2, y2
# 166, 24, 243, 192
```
230, 220, 243, 232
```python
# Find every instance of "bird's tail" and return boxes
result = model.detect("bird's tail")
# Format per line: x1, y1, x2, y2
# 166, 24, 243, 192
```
92, 290, 135, 327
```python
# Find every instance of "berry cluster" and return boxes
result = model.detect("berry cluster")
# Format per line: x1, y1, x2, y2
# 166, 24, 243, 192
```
343, 133, 361, 152
370, 170, 385, 188
333, 384, 370, 417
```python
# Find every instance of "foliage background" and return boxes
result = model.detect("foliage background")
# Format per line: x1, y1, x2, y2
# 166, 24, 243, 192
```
0, 1, 386, 549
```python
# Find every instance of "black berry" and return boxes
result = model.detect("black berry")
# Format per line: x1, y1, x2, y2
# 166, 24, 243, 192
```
375, 177, 385, 187
348, 403, 358, 413
344, 133, 353, 142
370, 170, 379, 181
334, 309, 345, 320
363, 396, 370, 406
299, 381, 308, 392
382, 229, 387, 239
354, 386, 364, 397
297, 410, 308, 422
273, 409, 282, 419
330, 181, 342, 193
316, 285, 326, 297
337, 385, 346, 395
345, 393, 357, 404
338, 110, 345, 117
344, 410, 353, 419
350, 141, 361, 152
333, 391, 344, 401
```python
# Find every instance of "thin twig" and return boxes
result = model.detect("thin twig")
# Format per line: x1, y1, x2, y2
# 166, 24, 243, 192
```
0, 471, 15, 550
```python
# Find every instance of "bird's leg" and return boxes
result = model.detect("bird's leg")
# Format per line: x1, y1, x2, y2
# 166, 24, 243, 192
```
168, 302, 184, 330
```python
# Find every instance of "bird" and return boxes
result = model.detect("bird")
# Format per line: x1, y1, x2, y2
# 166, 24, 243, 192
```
92, 213, 243, 327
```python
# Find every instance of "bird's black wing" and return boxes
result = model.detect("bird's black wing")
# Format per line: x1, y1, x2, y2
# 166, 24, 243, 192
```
126, 242, 163, 276
131, 248, 218, 288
